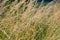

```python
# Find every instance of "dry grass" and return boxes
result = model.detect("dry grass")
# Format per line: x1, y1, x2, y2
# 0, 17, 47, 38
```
0, 0, 60, 40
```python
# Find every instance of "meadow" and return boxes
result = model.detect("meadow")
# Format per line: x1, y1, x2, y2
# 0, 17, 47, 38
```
0, 0, 60, 40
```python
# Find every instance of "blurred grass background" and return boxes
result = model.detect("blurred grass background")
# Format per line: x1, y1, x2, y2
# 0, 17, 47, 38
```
0, 0, 60, 40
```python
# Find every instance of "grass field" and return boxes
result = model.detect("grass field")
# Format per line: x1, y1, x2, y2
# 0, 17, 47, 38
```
0, 0, 60, 40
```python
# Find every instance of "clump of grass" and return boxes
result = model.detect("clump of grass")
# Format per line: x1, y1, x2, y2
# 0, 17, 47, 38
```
0, 0, 60, 40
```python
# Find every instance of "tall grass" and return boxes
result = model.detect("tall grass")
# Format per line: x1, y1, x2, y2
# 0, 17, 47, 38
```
0, 0, 60, 40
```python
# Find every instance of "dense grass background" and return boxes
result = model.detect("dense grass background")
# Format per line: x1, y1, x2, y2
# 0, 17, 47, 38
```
0, 0, 60, 40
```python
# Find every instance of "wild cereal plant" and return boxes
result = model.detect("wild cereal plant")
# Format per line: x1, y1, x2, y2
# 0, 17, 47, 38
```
0, 0, 60, 40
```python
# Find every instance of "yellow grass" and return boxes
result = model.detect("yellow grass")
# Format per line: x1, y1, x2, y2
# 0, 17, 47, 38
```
0, 0, 60, 40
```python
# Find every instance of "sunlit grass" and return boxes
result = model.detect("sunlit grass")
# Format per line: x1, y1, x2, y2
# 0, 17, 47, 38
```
0, 0, 60, 40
